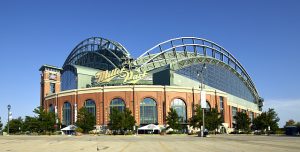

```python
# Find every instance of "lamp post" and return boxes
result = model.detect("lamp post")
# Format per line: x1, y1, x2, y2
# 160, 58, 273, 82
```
197, 64, 206, 137
7, 105, 11, 135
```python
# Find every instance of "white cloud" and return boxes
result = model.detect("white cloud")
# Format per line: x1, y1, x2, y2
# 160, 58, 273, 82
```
263, 98, 300, 127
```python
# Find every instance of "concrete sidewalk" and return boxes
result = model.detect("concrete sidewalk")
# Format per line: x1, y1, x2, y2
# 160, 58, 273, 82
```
0, 134, 299, 152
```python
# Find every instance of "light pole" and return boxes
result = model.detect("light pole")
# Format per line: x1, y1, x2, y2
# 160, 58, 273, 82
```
197, 64, 206, 137
7, 105, 11, 135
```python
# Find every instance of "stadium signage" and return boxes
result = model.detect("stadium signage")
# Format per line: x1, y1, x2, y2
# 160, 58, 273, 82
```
95, 67, 147, 84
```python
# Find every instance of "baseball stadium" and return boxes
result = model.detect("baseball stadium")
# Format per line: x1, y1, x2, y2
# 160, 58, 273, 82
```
39, 37, 263, 133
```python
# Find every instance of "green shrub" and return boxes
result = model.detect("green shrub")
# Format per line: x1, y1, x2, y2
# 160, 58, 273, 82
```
275, 130, 284, 135
167, 131, 182, 134
76, 127, 83, 133
125, 130, 133, 135
53, 131, 62, 135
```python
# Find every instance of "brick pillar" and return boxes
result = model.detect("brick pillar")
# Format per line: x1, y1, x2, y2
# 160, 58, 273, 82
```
228, 105, 232, 128
222, 98, 227, 123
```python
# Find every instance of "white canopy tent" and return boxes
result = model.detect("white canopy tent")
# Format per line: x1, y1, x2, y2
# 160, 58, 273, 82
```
138, 124, 161, 134
61, 125, 77, 135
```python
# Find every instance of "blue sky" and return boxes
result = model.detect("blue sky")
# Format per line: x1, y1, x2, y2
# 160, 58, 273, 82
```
0, 0, 299, 127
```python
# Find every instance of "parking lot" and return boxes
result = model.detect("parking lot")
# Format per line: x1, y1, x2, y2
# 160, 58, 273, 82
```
0, 134, 299, 152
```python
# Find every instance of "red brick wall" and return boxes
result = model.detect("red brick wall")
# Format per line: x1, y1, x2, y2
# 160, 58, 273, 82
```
44, 89, 229, 126
223, 98, 230, 125
77, 93, 102, 125
40, 70, 61, 107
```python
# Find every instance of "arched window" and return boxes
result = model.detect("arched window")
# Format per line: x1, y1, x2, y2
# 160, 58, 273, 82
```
140, 98, 157, 124
110, 98, 125, 114
171, 98, 187, 123
62, 102, 72, 126
49, 104, 55, 113
84, 99, 96, 117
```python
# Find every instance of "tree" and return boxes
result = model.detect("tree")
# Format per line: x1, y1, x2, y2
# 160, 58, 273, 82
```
2, 107, 56, 134
252, 112, 267, 130
0, 117, 3, 131
234, 112, 251, 132
122, 108, 136, 132
205, 107, 222, 132
21, 106, 57, 134
33, 106, 56, 133
4, 117, 23, 134
189, 104, 222, 133
23, 116, 40, 133
166, 108, 181, 131
108, 108, 122, 131
76, 107, 96, 133
266, 108, 280, 131
189, 105, 203, 129
253, 108, 280, 132
108, 108, 135, 134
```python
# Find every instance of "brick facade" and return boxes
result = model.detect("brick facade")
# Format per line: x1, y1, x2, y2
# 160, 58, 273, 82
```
40, 66, 259, 129
42, 86, 258, 129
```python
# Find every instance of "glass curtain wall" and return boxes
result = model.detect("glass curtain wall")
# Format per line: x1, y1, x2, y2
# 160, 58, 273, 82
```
61, 65, 77, 91
176, 63, 255, 102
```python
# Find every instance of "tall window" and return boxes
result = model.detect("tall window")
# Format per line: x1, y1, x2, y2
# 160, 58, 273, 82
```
232, 106, 237, 125
63, 102, 72, 126
249, 112, 254, 122
219, 96, 224, 110
171, 99, 187, 123
84, 99, 96, 117
49, 104, 55, 113
110, 98, 125, 114
219, 96, 224, 122
140, 98, 157, 124
50, 83, 55, 94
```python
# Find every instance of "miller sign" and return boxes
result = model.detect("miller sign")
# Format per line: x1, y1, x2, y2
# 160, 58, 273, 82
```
95, 67, 147, 84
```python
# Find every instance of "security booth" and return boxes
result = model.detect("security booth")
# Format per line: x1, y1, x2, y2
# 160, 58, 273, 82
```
285, 126, 298, 136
